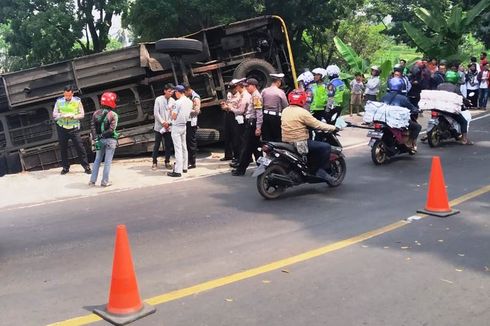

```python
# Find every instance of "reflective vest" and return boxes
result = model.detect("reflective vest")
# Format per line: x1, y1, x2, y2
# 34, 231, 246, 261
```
56, 97, 81, 129
330, 79, 346, 107
310, 83, 327, 111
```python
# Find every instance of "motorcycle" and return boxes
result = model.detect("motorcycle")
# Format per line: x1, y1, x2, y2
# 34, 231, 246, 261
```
253, 130, 346, 200
367, 121, 415, 165
426, 109, 470, 147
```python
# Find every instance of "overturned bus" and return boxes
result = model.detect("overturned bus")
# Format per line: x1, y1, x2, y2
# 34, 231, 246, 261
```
0, 16, 297, 175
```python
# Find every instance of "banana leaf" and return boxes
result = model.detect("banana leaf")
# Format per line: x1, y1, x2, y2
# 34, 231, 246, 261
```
402, 22, 436, 55
414, 7, 444, 33
379, 60, 393, 82
334, 36, 362, 73
463, 0, 490, 27
447, 5, 463, 35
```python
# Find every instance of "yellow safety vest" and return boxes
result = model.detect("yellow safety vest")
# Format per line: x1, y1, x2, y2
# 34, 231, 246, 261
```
56, 97, 81, 129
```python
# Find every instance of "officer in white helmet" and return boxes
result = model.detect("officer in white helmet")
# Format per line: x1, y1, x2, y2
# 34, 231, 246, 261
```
308, 68, 329, 122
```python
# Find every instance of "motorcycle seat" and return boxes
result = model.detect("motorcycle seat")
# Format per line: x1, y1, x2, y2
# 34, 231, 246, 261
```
268, 142, 297, 153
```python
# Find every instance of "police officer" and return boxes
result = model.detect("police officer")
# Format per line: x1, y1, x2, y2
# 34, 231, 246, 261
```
220, 78, 245, 164
53, 85, 91, 175
184, 84, 201, 169
261, 73, 288, 142
231, 78, 263, 176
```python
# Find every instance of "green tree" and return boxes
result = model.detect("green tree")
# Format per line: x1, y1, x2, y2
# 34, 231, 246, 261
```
402, 0, 490, 59
0, 0, 129, 71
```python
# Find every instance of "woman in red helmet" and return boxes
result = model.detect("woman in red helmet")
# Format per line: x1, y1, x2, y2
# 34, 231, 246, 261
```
89, 91, 119, 187
282, 89, 338, 180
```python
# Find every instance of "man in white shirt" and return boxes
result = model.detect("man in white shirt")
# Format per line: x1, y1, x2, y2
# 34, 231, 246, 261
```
152, 83, 175, 170
168, 85, 193, 177
184, 84, 201, 169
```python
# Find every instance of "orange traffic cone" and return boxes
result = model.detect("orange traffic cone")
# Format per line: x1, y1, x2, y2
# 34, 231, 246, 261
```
93, 225, 156, 325
417, 156, 459, 217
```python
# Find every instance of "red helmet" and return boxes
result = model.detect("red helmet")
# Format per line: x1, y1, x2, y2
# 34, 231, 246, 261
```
287, 89, 307, 107
100, 92, 118, 109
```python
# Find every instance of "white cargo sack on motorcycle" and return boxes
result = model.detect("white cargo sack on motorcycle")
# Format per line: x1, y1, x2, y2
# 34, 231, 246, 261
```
418, 90, 463, 114
363, 101, 411, 129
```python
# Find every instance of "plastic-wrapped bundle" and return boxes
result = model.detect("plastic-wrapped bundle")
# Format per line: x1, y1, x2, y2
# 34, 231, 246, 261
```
363, 101, 411, 129
418, 90, 462, 113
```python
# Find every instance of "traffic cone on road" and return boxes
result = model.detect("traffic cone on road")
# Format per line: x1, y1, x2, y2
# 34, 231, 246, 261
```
93, 225, 156, 325
417, 156, 459, 217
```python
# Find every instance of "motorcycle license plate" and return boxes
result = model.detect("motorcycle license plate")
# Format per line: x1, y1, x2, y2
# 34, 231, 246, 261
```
257, 156, 272, 166
367, 130, 383, 139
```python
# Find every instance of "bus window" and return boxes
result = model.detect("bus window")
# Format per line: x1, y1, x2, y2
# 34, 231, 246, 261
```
0, 120, 6, 149
7, 108, 53, 146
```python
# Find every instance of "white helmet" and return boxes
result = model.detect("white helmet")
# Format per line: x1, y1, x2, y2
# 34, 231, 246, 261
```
326, 65, 341, 77
371, 65, 380, 71
297, 71, 314, 84
312, 68, 327, 78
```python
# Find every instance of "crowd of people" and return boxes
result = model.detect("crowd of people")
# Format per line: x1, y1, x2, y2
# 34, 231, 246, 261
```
51, 51, 488, 185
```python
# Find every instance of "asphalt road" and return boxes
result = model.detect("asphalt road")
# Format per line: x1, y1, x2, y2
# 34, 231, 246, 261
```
1, 115, 489, 326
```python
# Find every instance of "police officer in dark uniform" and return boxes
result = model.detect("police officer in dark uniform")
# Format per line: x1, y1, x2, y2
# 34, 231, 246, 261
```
261, 73, 288, 142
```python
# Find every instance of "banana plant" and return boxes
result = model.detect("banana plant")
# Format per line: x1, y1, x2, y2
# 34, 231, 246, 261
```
403, 0, 490, 59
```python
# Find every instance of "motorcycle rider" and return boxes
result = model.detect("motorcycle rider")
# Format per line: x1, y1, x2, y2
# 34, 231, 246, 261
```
436, 70, 473, 145
281, 89, 338, 181
381, 77, 422, 152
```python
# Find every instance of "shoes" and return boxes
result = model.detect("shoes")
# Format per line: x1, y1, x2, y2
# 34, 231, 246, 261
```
165, 162, 172, 169
84, 167, 92, 175
101, 182, 112, 187
231, 169, 245, 176
60, 169, 69, 175
183, 169, 188, 173
167, 171, 182, 177
88, 181, 96, 187
229, 161, 239, 168
315, 168, 335, 183
220, 157, 233, 161
188, 164, 196, 169
152, 163, 158, 170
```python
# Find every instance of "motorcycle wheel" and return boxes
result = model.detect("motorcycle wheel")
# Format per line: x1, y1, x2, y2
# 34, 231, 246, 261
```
371, 140, 387, 165
326, 157, 346, 187
427, 127, 441, 148
256, 164, 287, 200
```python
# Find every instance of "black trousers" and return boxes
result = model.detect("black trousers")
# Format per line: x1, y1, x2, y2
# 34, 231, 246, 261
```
261, 113, 282, 142
186, 122, 198, 165
152, 131, 173, 164
223, 111, 235, 159
232, 120, 245, 161
56, 125, 89, 170
365, 94, 377, 102
237, 120, 261, 172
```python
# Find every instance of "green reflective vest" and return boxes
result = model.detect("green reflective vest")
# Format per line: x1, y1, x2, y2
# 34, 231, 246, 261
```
56, 97, 81, 129
310, 83, 327, 111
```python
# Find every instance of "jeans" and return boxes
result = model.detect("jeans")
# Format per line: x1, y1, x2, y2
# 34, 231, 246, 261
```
152, 131, 173, 164
90, 138, 117, 185
408, 120, 422, 140
307, 139, 331, 172
171, 126, 187, 173
56, 125, 89, 170
479, 88, 488, 109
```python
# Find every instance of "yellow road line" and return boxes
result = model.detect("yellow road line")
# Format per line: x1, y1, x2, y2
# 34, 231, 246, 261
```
48, 184, 490, 326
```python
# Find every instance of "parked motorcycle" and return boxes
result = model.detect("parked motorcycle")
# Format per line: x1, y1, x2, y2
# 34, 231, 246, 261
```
367, 121, 415, 165
253, 131, 346, 200
426, 109, 469, 147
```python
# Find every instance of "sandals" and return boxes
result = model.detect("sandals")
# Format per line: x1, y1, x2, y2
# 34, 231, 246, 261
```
459, 139, 474, 145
